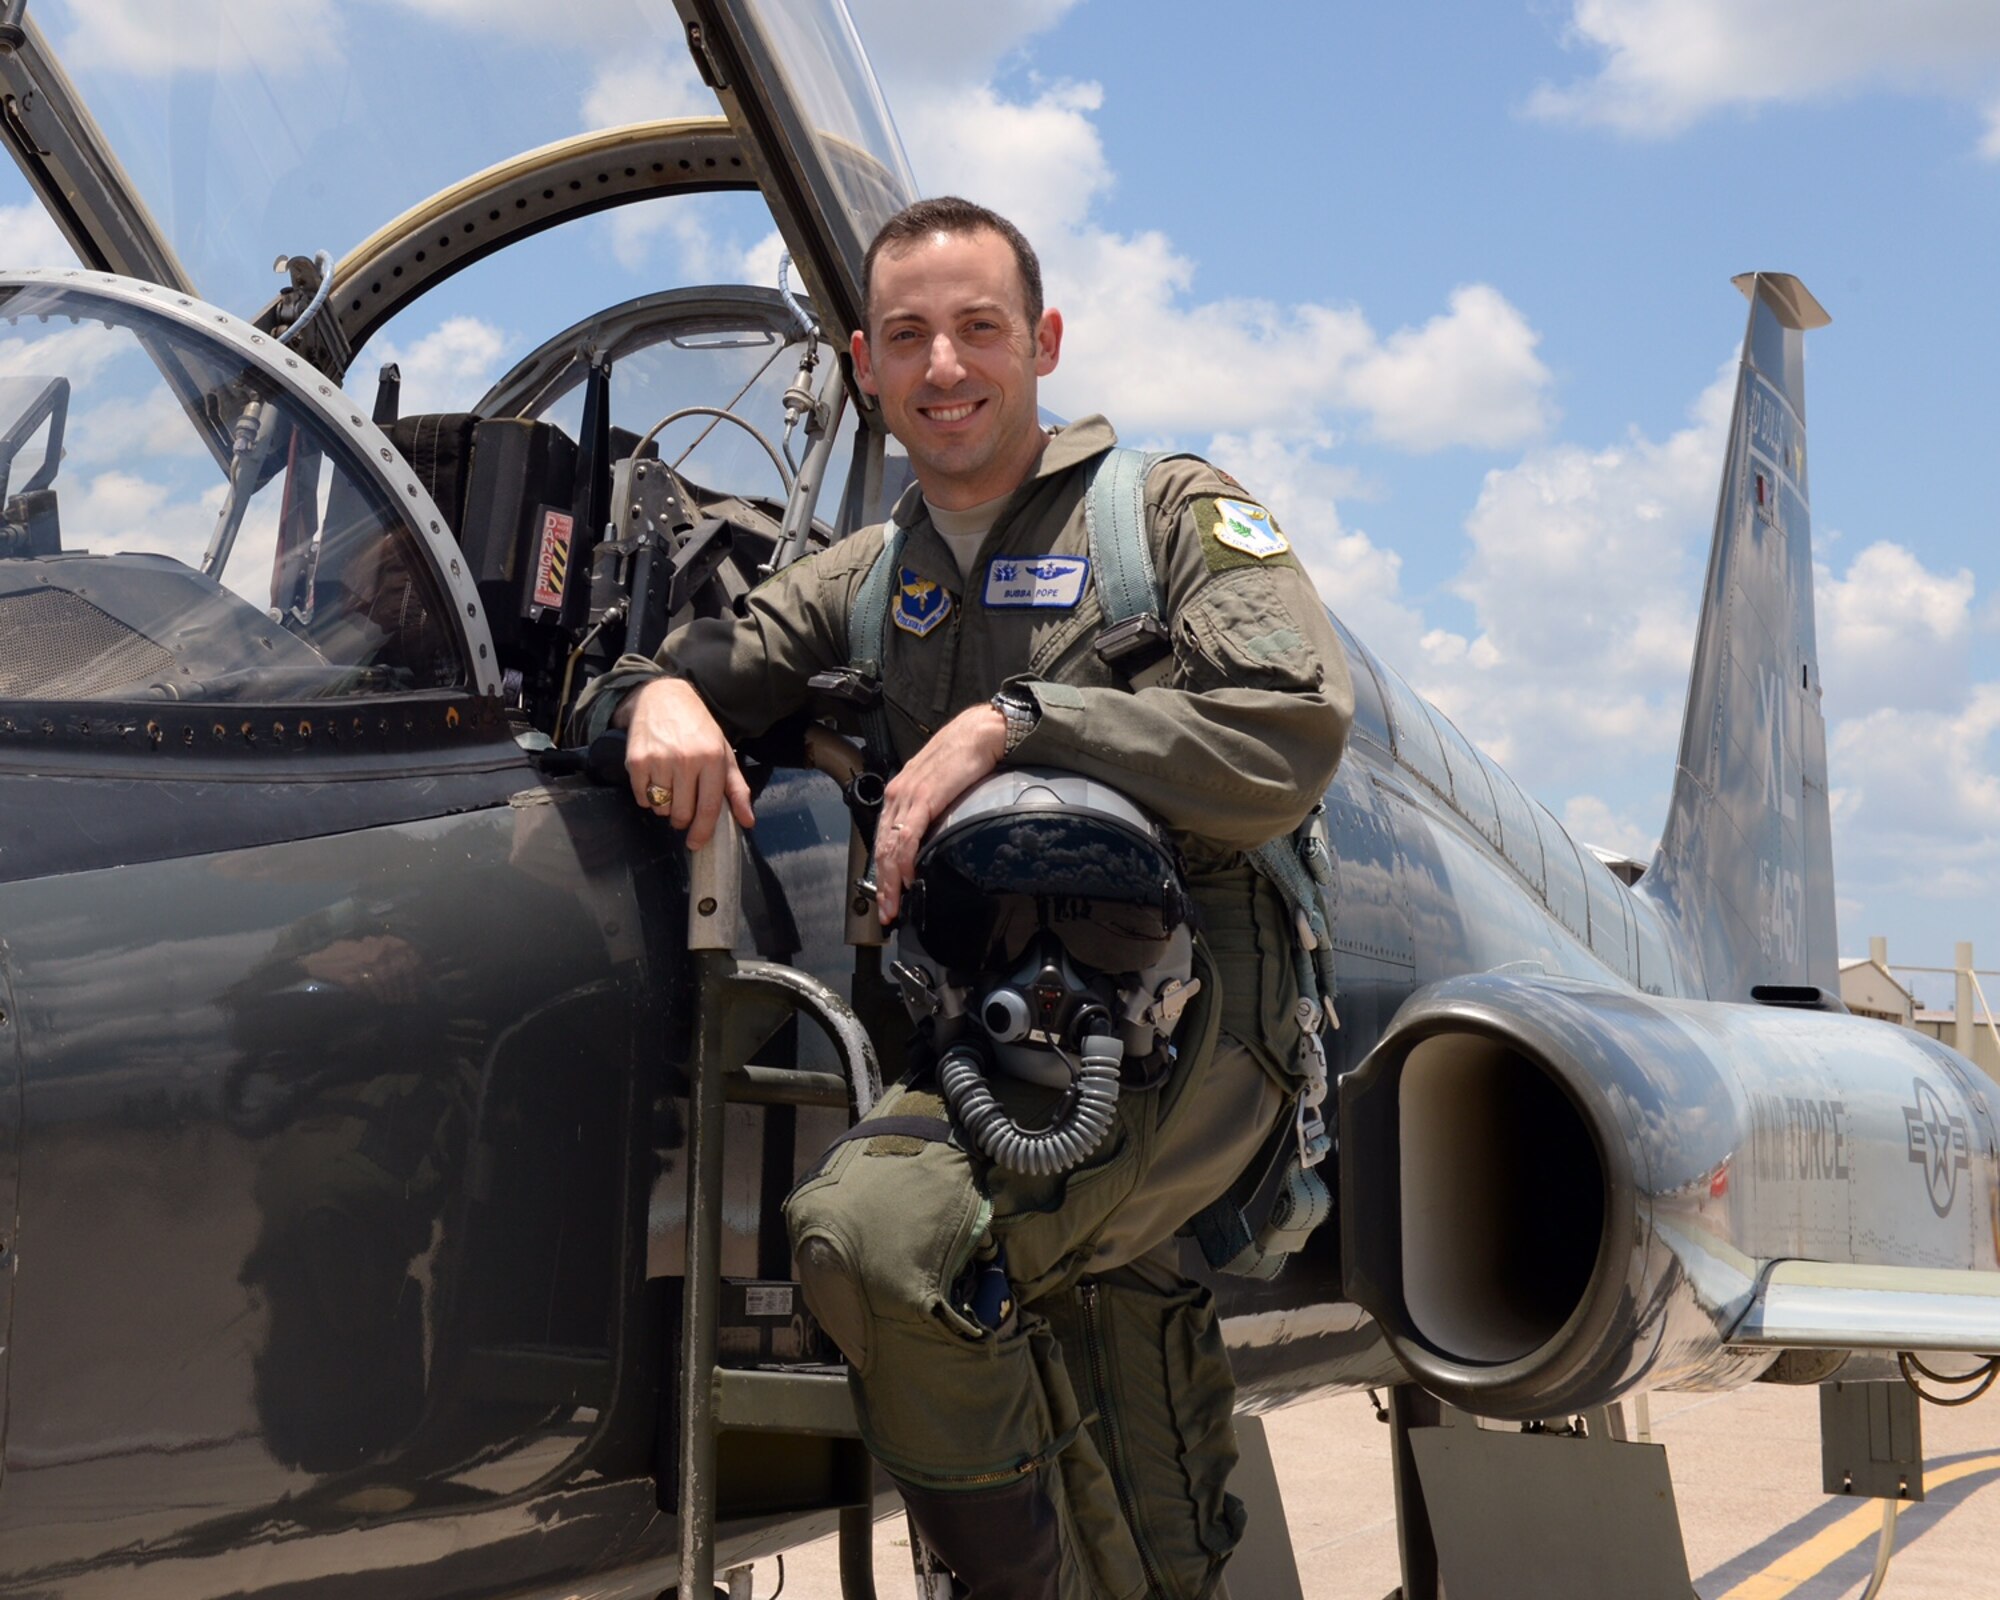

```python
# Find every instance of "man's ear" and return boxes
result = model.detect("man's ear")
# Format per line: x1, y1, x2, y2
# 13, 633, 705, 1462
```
1034, 309, 1063, 377
851, 328, 878, 396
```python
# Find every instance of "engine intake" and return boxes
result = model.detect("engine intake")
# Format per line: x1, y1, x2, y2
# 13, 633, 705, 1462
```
1398, 1034, 1605, 1366
1340, 972, 2000, 1420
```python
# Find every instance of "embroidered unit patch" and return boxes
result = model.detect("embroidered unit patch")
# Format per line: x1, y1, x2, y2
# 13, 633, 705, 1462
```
984, 555, 1090, 609
1211, 498, 1288, 559
892, 568, 953, 636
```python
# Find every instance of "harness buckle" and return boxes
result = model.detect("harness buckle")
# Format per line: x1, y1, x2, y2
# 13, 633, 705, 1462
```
1093, 612, 1171, 673
1294, 1022, 1330, 1169
807, 666, 883, 711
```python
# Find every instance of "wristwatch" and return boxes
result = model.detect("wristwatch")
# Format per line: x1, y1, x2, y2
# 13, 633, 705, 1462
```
990, 688, 1039, 756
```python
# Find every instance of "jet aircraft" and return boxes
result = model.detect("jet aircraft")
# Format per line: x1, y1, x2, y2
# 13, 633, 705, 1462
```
0, 3, 1993, 1598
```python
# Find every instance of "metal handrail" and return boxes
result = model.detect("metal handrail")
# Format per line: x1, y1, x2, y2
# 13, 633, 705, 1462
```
675, 814, 882, 1600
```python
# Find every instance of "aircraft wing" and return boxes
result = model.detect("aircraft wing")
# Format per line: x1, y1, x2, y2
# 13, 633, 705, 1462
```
1733, 1261, 2000, 1352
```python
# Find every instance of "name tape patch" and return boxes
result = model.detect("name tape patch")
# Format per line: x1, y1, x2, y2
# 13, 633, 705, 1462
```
1212, 498, 1288, 559
984, 555, 1089, 609
893, 568, 953, 636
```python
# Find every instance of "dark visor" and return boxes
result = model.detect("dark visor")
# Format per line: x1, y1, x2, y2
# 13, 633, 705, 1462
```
910, 814, 1186, 975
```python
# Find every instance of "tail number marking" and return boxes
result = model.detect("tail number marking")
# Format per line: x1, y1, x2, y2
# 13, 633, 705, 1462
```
1756, 858, 1802, 969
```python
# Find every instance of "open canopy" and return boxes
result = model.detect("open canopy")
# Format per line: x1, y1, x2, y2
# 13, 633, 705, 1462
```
0, 0, 917, 340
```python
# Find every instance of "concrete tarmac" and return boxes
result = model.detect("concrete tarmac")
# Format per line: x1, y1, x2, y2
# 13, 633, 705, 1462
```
762, 1382, 2000, 1598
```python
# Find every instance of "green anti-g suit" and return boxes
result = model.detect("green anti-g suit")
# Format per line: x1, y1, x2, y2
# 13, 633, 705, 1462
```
587, 416, 1352, 1599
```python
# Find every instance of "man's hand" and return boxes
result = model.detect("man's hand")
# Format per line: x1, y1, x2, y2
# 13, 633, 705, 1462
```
618, 676, 756, 849
873, 701, 1007, 923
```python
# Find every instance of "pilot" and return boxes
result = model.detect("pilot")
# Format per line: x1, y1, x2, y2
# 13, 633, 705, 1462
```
582, 197, 1352, 1600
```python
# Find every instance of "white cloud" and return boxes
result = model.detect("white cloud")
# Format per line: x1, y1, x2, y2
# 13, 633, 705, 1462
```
1829, 690, 2000, 886
0, 204, 79, 272
740, 229, 791, 295
1342, 286, 1556, 451
0, 322, 132, 390
579, 47, 719, 129
602, 197, 722, 278
1041, 229, 1550, 449
368, 316, 512, 414
68, 470, 223, 571
1533, 0, 2000, 145
1185, 427, 1438, 666
1810, 546, 2000, 949
60, 0, 343, 75
1565, 794, 1659, 860
1817, 541, 1974, 716
1403, 360, 1734, 786
847, 0, 1085, 85
893, 79, 1111, 246
843, 15, 1554, 456
67, 387, 213, 468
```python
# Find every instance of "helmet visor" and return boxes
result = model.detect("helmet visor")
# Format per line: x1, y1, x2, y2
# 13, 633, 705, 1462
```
911, 813, 1184, 975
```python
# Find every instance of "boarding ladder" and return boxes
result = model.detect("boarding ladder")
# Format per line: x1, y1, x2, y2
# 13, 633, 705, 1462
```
673, 811, 893, 1600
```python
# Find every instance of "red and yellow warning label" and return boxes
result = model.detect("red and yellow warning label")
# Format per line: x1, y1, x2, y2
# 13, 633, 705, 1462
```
532, 508, 573, 609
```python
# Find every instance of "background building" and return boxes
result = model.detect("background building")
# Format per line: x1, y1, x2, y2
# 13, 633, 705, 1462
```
1839, 937, 2000, 1081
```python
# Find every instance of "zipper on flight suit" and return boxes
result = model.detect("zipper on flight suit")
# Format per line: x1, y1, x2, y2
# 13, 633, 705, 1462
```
921, 573, 968, 729
1077, 1281, 1166, 1596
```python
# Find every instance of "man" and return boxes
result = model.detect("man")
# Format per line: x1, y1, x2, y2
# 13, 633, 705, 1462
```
594, 197, 1351, 1599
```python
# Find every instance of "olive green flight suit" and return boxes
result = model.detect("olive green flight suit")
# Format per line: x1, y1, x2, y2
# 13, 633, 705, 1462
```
582, 417, 1352, 1599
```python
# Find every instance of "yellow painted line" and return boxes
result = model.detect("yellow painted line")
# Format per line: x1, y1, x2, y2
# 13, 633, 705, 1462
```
1716, 1452, 2000, 1600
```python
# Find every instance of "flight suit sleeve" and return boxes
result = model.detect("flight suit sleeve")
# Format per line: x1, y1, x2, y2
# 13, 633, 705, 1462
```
1002, 466, 1353, 852
570, 537, 872, 743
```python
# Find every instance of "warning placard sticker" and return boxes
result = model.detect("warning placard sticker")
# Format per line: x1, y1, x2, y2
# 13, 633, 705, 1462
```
532, 508, 574, 609
743, 1284, 793, 1318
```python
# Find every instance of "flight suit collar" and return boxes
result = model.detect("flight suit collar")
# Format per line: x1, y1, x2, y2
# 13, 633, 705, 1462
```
1035, 414, 1118, 480
893, 416, 1121, 588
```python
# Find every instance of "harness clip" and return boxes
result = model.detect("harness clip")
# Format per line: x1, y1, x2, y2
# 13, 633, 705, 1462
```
807, 666, 884, 711
1093, 612, 1171, 673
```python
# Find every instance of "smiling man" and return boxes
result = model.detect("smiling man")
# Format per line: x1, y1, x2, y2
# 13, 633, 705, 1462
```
592, 197, 1353, 1599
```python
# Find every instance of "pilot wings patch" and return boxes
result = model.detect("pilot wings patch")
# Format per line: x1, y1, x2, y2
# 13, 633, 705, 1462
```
893, 568, 953, 636
984, 555, 1089, 609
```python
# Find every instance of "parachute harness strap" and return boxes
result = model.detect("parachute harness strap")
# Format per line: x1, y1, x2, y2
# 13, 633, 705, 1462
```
849, 512, 910, 767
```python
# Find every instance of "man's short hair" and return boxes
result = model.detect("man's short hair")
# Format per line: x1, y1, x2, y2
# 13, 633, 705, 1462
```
862, 197, 1044, 328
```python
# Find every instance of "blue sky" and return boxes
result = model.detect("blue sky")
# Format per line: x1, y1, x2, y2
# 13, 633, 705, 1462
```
3, 0, 1999, 995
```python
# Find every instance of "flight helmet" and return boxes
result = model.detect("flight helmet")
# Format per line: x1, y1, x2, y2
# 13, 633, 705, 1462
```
899, 768, 1202, 1174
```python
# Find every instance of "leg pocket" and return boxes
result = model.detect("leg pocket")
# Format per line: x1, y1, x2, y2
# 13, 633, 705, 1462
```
1048, 1272, 1246, 1600
784, 1098, 989, 1381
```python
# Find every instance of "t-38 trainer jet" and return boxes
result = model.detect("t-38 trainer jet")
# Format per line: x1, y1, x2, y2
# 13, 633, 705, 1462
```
0, 3, 1990, 1597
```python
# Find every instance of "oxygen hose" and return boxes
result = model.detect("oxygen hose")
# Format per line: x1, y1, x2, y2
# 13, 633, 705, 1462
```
938, 1033, 1123, 1176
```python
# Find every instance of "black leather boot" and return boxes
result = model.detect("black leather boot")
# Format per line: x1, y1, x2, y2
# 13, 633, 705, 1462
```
895, 1473, 1063, 1600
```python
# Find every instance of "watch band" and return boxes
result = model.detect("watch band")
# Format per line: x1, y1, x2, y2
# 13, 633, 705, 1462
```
991, 689, 1039, 756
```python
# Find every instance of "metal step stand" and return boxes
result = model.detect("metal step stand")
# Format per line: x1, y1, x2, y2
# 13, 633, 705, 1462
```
676, 814, 885, 1600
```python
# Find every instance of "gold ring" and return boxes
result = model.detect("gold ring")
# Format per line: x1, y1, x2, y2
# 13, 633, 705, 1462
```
646, 783, 672, 808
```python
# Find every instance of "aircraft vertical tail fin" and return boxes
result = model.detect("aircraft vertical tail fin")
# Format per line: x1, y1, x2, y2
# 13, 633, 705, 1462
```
1641, 274, 1838, 1002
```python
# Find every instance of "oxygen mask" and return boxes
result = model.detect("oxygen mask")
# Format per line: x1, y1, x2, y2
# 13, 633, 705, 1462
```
892, 768, 1203, 1174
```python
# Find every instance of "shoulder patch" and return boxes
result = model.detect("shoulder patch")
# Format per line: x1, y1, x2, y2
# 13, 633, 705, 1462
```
1212, 498, 1287, 557
892, 568, 953, 636
1193, 497, 1296, 572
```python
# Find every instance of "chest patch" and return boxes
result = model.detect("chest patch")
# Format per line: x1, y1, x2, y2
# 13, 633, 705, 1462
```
983, 555, 1090, 609
1210, 498, 1288, 559
893, 568, 953, 636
